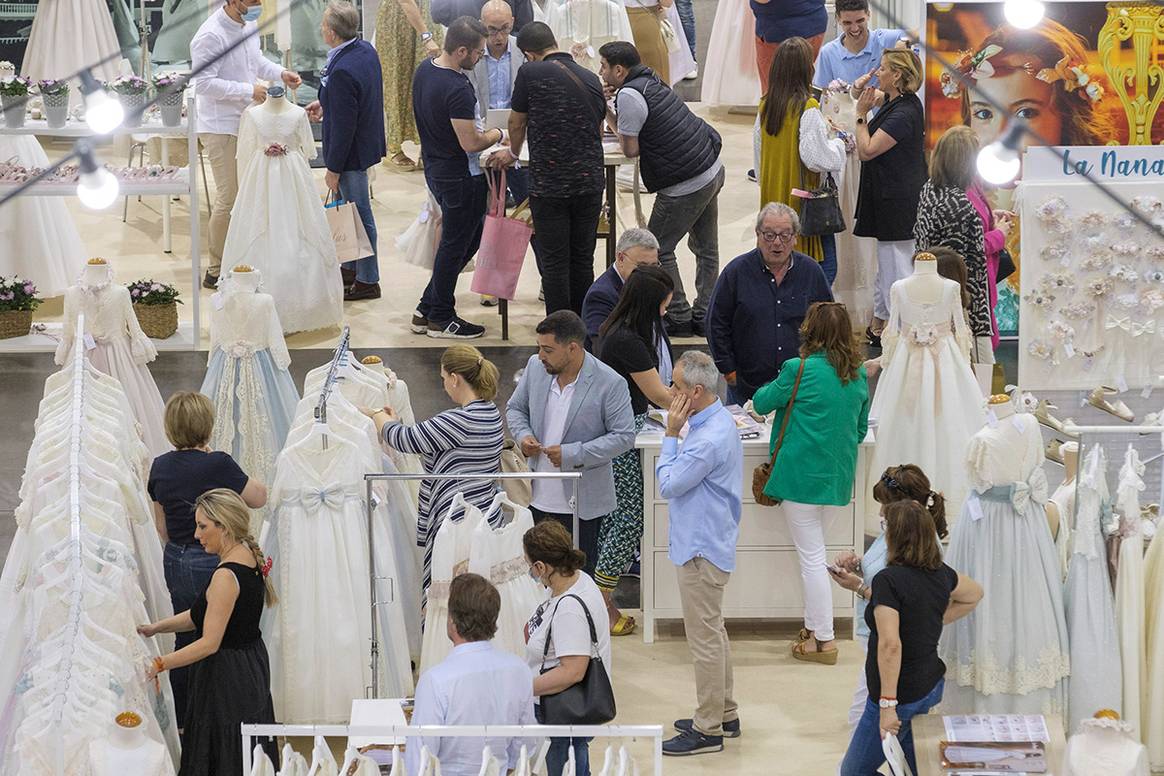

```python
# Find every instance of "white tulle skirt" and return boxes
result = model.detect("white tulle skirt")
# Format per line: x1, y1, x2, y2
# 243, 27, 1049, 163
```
699, 0, 760, 106
89, 337, 169, 458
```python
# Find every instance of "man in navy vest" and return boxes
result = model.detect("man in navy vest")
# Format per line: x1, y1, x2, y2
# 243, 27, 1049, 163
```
307, 0, 386, 301
599, 41, 724, 339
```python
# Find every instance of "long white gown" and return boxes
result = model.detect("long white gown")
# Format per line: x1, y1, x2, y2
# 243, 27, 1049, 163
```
54, 274, 170, 458
21, 0, 123, 90
1143, 493, 1164, 769
0, 136, 86, 298
939, 410, 1071, 717
1115, 447, 1147, 740
469, 494, 547, 661
420, 495, 485, 673
868, 279, 983, 520
223, 103, 343, 334
544, 0, 635, 75
1064, 445, 1122, 732
698, 0, 759, 106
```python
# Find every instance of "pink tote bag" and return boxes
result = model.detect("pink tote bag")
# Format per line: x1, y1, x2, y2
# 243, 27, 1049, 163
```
471, 169, 532, 301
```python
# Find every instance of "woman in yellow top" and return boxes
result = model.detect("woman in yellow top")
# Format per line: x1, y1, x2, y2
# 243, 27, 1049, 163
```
758, 36, 849, 284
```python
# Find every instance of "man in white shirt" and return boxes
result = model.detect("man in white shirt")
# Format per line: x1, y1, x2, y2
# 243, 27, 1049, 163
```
407, 573, 537, 776
191, 0, 302, 288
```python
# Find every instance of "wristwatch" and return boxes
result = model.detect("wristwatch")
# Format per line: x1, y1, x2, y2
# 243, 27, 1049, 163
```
420, 31, 434, 42
879, 697, 899, 709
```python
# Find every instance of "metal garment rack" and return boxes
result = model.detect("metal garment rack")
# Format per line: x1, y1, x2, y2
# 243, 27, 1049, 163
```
240, 723, 664, 776
1063, 423, 1164, 528
363, 472, 582, 698
314, 326, 351, 432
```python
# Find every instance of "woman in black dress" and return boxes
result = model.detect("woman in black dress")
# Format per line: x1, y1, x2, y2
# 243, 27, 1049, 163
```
140, 488, 278, 775
851, 47, 927, 345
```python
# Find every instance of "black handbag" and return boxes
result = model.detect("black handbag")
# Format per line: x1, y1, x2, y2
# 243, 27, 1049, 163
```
538, 594, 616, 725
996, 248, 1016, 282
798, 171, 846, 236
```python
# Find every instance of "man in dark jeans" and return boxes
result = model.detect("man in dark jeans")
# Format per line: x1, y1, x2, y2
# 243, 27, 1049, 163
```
411, 15, 506, 339
488, 22, 606, 316
599, 41, 724, 338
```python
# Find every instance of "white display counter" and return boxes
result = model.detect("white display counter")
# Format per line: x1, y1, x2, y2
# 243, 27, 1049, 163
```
636, 424, 873, 643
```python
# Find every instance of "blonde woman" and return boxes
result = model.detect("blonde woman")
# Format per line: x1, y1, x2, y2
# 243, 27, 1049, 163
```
140, 489, 278, 776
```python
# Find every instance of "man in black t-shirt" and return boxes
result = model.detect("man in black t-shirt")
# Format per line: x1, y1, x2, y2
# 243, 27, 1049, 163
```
411, 16, 507, 339
487, 22, 606, 317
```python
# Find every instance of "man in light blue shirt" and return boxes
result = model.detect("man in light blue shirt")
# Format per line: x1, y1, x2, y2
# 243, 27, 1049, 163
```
406, 573, 538, 776
655, 350, 743, 758
813, 0, 904, 88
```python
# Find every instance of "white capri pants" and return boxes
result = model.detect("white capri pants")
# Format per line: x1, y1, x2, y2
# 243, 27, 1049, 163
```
782, 500, 838, 642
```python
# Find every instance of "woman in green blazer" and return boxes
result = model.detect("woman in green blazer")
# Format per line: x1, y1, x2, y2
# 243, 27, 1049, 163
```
753, 302, 870, 665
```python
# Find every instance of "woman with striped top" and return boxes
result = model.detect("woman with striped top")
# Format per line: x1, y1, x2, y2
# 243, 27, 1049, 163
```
368, 346, 505, 594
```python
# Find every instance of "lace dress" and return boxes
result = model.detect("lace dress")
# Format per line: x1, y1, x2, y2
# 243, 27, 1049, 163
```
223, 104, 343, 334
21, 0, 122, 94
469, 496, 547, 661
0, 136, 86, 297
868, 280, 983, 520
54, 275, 169, 458
1064, 445, 1122, 732
420, 496, 486, 673
1115, 447, 1147, 739
938, 412, 1070, 717
544, 0, 634, 75
200, 285, 300, 536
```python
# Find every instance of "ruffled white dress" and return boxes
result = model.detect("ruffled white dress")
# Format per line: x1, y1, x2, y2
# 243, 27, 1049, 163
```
939, 411, 1070, 717
223, 104, 343, 334
469, 495, 547, 661
1115, 447, 1147, 739
868, 279, 983, 520
698, 0, 759, 106
1064, 445, 1122, 732
0, 136, 86, 297
420, 495, 485, 673
54, 276, 170, 458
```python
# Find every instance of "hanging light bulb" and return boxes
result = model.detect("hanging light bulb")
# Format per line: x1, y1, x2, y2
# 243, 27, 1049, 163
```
75, 140, 120, 210
977, 122, 1026, 186
1003, 0, 1045, 29
79, 69, 124, 134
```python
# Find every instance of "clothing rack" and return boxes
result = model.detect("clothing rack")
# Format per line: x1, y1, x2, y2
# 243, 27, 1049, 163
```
239, 723, 664, 776
1064, 424, 1164, 530
363, 471, 582, 699
313, 326, 352, 432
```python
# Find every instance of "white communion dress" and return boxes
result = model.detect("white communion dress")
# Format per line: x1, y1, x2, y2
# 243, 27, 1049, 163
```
1064, 445, 1122, 732
0, 136, 86, 297
1115, 447, 1147, 740
544, 0, 634, 75
420, 494, 486, 673
698, 0, 759, 106
223, 103, 343, 334
54, 271, 170, 458
938, 409, 1070, 717
868, 278, 983, 519
21, 0, 122, 91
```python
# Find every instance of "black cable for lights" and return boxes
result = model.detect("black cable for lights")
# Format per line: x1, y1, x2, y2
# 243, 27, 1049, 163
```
0, 0, 311, 209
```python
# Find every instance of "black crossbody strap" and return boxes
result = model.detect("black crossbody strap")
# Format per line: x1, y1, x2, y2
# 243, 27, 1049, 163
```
539, 593, 600, 671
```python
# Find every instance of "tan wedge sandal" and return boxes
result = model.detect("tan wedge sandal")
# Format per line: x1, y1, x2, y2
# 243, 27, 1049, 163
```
1034, 400, 1078, 438
1088, 386, 1135, 422
792, 638, 838, 665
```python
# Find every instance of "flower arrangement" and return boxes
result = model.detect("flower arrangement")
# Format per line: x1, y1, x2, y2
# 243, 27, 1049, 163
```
0, 276, 42, 311
152, 73, 184, 91
36, 79, 68, 96
127, 279, 181, 305
264, 143, 288, 157
107, 75, 148, 95
1027, 340, 1053, 361
0, 75, 31, 97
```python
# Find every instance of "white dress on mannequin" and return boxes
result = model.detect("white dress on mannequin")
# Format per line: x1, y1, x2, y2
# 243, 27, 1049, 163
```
420, 495, 485, 673
939, 407, 1070, 717
1115, 447, 1147, 740
868, 272, 983, 519
1064, 445, 1122, 732
698, 0, 759, 106
54, 267, 170, 458
0, 136, 86, 297
223, 101, 343, 334
543, 0, 634, 74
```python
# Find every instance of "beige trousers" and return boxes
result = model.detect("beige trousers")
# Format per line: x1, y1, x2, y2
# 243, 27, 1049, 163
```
199, 132, 239, 275
675, 556, 737, 736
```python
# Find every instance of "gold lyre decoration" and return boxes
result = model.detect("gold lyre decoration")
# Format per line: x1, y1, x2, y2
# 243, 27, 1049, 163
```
988, 393, 1012, 405
232, 264, 254, 272
87, 257, 108, 265
115, 711, 142, 728
360, 355, 383, 365
1098, 3, 1164, 145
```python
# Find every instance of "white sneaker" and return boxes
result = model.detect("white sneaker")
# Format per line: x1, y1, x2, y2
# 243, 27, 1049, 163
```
682, 69, 698, 81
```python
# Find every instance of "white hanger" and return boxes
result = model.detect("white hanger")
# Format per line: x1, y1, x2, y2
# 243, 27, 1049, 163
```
615, 745, 630, 776
478, 745, 500, 776
388, 745, 405, 776
340, 746, 361, 775
251, 744, 276, 776
306, 735, 327, 776
562, 745, 575, 776
597, 744, 615, 776
514, 745, 532, 776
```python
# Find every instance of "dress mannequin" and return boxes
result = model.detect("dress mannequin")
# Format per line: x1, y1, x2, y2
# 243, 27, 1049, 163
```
81, 257, 112, 288
1063, 711, 1149, 775
1048, 441, 1080, 545
897, 251, 945, 305
87, 711, 169, 776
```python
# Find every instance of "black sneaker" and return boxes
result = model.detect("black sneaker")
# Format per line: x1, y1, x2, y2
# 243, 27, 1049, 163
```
674, 718, 740, 738
691, 317, 706, 338
665, 317, 693, 338
427, 316, 485, 339
746, 169, 757, 183
663, 729, 724, 756
410, 310, 429, 334
344, 281, 381, 301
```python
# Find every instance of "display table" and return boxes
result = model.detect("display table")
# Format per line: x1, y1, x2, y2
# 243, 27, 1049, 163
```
911, 714, 1066, 776
637, 424, 872, 643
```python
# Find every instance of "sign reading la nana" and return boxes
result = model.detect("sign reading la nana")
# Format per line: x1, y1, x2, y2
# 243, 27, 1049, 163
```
1024, 145, 1164, 182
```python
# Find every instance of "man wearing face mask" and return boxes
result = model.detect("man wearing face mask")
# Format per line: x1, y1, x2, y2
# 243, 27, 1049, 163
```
191, 0, 302, 289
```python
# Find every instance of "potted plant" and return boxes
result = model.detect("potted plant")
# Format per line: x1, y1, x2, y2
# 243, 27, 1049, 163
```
0, 75, 31, 129
37, 79, 69, 129
0, 61, 14, 81
128, 279, 181, 338
0, 276, 42, 339
152, 73, 186, 128
108, 75, 148, 128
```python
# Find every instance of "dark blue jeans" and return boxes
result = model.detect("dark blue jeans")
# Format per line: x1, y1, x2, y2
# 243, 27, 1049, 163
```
675, 0, 696, 60
421, 173, 488, 324
163, 541, 220, 728
338, 169, 379, 284
839, 679, 944, 776
537, 704, 593, 776
821, 233, 838, 286
530, 191, 603, 315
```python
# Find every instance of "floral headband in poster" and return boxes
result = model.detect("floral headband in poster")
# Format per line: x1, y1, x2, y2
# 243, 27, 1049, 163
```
940, 44, 1104, 104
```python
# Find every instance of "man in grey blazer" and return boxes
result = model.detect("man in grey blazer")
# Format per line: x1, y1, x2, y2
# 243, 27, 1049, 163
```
506, 311, 636, 574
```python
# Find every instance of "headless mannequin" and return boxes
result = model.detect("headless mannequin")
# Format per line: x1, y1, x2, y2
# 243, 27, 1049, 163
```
226, 265, 261, 294
87, 711, 167, 776
1064, 712, 1150, 775
1047, 441, 1080, 539
259, 84, 291, 114
898, 253, 947, 305
81, 258, 112, 288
